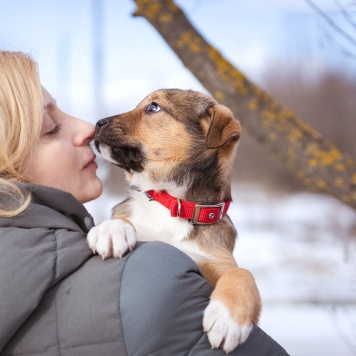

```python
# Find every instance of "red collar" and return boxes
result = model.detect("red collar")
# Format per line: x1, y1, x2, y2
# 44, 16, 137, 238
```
145, 190, 231, 225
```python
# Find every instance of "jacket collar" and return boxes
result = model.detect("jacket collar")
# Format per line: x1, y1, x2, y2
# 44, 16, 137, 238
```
0, 184, 95, 232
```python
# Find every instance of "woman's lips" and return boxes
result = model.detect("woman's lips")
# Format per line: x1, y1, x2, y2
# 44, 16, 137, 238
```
83, 154, 98, 169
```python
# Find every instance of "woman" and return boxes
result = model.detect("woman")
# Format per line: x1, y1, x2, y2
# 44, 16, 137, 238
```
0, 51, 288, 356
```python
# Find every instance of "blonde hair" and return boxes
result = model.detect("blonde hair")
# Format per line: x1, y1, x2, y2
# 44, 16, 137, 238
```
0, 51, 43, 217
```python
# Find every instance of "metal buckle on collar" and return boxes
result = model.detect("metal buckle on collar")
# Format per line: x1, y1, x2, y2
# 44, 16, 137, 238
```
177, 198, 182, 218
192, 202, 225, 225
145, 191, 154, 201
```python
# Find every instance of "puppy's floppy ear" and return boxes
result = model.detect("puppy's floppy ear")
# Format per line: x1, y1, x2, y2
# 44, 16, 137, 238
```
206, 104, 241, 149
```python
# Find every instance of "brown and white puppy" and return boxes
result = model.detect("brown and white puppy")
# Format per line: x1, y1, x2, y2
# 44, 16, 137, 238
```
87, 89, 261, 353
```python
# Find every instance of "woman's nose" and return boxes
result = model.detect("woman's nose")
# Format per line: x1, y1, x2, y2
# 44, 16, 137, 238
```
96, 118, 108, 129
81, 122, 96, 145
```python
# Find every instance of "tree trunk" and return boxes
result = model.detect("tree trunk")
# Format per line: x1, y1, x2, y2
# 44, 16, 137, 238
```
133, 0, 356, 210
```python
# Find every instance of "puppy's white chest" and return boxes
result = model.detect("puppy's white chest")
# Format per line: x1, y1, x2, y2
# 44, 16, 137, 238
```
129, 194, 190, 243
128, 193, 209, 262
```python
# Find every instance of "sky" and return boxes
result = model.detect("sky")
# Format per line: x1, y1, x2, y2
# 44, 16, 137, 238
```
1, 0, 356, 124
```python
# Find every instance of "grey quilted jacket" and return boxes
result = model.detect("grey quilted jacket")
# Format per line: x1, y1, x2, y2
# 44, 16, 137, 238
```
0, 184, 288, 356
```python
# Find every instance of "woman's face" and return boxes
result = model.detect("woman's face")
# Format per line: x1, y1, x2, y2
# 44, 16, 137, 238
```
25, 87, 103, 203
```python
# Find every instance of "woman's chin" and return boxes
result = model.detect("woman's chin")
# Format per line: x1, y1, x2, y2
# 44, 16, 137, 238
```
78, 177, 103, 204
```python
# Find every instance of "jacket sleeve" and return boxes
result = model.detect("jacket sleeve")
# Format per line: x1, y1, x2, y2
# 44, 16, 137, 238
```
120, 241, 289, 356
0, 226, 91, 353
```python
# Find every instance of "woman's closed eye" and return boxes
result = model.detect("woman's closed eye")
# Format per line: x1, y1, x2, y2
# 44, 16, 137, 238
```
45, 123, 62, 136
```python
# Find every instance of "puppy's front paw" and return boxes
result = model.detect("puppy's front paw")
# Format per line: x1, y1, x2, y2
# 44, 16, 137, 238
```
202, 268, 261, 353
87, 219, 136, 259
203, 299, 252, 354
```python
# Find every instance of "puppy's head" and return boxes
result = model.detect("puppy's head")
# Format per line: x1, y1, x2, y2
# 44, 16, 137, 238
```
95, 89, 240, 191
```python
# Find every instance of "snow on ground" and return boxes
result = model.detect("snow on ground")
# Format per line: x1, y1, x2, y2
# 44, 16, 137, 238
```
231, 184, 356, 356
261, 304, 356, 356
86, 183, 356, 355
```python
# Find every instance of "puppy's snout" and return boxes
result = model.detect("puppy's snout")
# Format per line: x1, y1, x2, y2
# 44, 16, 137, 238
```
96, 118, 108, 130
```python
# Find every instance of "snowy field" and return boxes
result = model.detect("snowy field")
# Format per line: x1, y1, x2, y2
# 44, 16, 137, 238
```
87, 183, 356, 356
231, 184, 356, 356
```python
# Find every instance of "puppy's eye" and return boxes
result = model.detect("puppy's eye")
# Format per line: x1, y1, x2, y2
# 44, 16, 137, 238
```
146, 102, 161, 113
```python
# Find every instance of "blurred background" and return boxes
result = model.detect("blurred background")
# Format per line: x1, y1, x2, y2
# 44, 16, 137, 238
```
1, 0, 356, 354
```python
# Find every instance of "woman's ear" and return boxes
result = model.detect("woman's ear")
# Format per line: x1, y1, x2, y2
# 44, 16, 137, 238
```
206, 105, 241, 149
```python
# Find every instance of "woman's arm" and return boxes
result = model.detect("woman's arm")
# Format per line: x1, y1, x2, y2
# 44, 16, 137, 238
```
120, 241, 289, 356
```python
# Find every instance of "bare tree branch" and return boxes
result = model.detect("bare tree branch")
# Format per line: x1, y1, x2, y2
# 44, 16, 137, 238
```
305, 0, 356, 49
133, 0, 356, 210
322, 25, 356, 60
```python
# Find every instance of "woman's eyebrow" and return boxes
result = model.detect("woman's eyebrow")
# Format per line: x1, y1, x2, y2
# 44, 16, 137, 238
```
43, 98, 57, 112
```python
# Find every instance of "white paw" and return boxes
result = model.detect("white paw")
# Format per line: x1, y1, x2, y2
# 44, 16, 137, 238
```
87, 219, 137, 259
203, 299, 252, 354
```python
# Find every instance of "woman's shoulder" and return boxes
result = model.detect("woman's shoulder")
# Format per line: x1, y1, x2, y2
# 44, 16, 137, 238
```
122, 241, 210, 301
119, 241, 212, 355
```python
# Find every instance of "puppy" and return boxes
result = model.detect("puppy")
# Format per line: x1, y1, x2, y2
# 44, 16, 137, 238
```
88, 89, 261, 353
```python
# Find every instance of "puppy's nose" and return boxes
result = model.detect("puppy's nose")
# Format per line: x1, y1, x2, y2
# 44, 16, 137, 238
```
96, 118, 108, 129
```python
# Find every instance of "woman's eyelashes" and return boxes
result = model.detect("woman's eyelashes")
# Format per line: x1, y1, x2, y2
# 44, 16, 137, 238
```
45, 123, 62, 136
